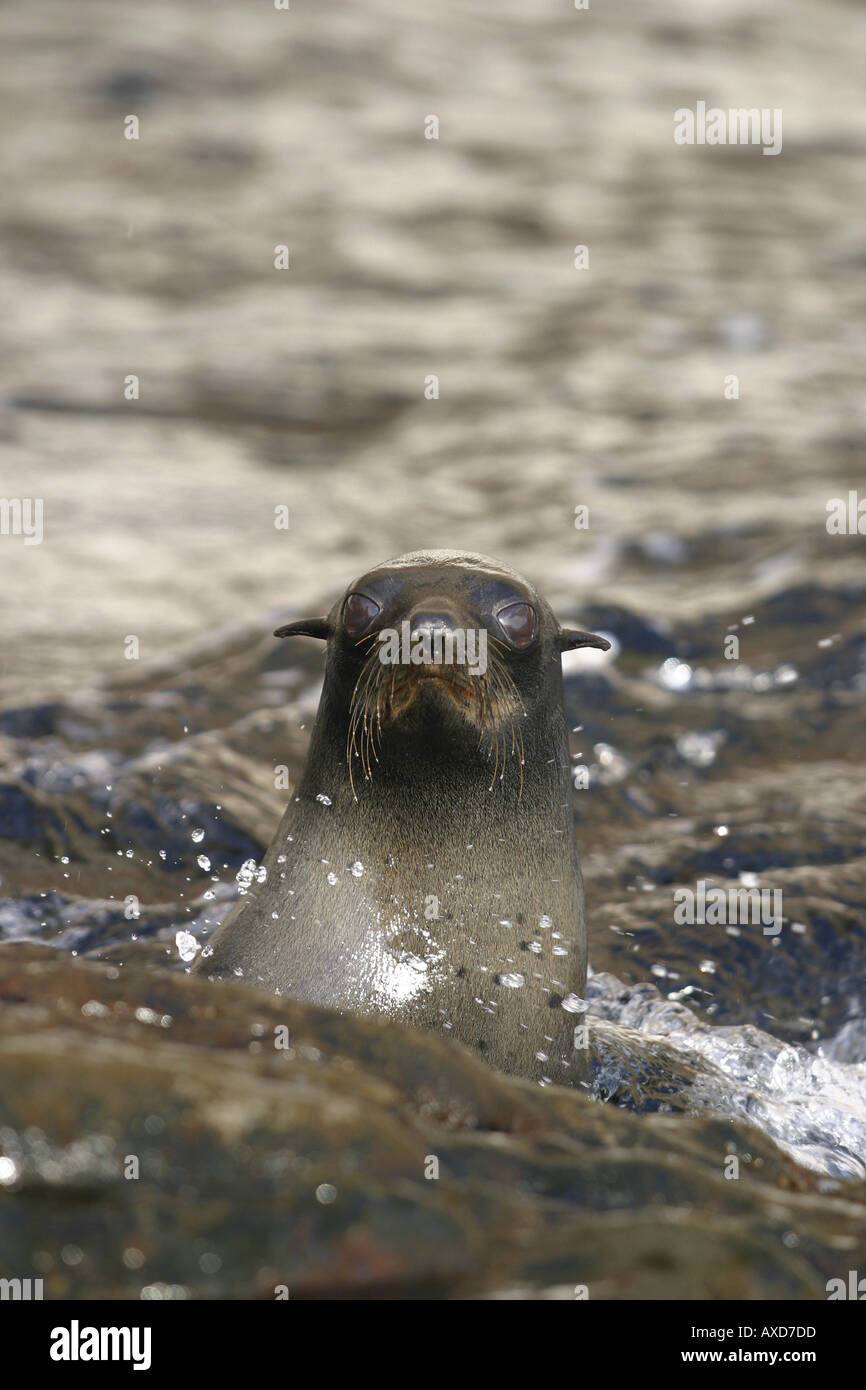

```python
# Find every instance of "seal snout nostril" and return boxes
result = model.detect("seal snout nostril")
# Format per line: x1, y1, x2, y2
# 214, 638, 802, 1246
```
408, 609, 460, 639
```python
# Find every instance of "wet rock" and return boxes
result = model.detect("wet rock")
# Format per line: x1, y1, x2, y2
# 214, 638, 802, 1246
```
0, 945, 864, 1299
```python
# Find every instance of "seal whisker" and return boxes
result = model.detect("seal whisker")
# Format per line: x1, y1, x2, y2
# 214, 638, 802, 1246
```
486, 656, 526, 798
364, 682, 382, 773
347, 655, 383, 795
359, 669, 380, 782
488, 694, 502, 790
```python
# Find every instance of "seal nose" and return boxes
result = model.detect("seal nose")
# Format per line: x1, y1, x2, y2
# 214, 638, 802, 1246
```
408, 609, 459, 641
407, 607, 466, 671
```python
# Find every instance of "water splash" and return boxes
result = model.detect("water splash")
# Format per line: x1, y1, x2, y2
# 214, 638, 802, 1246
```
587, 972, 866, 1180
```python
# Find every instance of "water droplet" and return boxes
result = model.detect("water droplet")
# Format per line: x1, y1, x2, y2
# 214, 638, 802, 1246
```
675, 730, 726, 768
236, 859, 266, 894
175, 930, 199, 963
659, 658, 693, 691
592, 742, 631, 785
0, 1157, 19, 1186
770, 1047, 800, 1091
561, 993, 585, 1013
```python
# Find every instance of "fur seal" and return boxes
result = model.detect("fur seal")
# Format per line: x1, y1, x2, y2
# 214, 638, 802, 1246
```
195, 550, 610, 1084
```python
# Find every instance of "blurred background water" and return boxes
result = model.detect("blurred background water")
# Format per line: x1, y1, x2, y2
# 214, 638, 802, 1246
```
1, 0, 865, 1298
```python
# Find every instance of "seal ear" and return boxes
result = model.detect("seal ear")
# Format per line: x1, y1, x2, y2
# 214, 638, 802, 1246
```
558, 628, 611, 654
273, 617, 332, 640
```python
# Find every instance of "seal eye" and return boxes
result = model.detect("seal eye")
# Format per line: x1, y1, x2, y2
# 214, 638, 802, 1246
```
343, 592, 381, 636
496, 602, 537, 648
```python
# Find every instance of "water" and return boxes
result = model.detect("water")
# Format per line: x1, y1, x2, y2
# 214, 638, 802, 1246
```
564, 594, 866, 1180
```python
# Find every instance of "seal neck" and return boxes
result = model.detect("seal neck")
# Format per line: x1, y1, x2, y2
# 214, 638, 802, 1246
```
298, 674, 574, 830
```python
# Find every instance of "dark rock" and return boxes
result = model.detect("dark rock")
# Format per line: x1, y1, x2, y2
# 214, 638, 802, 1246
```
0, 945, 863, 1300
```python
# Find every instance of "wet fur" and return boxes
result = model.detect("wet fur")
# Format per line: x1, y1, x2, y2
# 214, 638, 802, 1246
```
196, 551, 607, 1084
